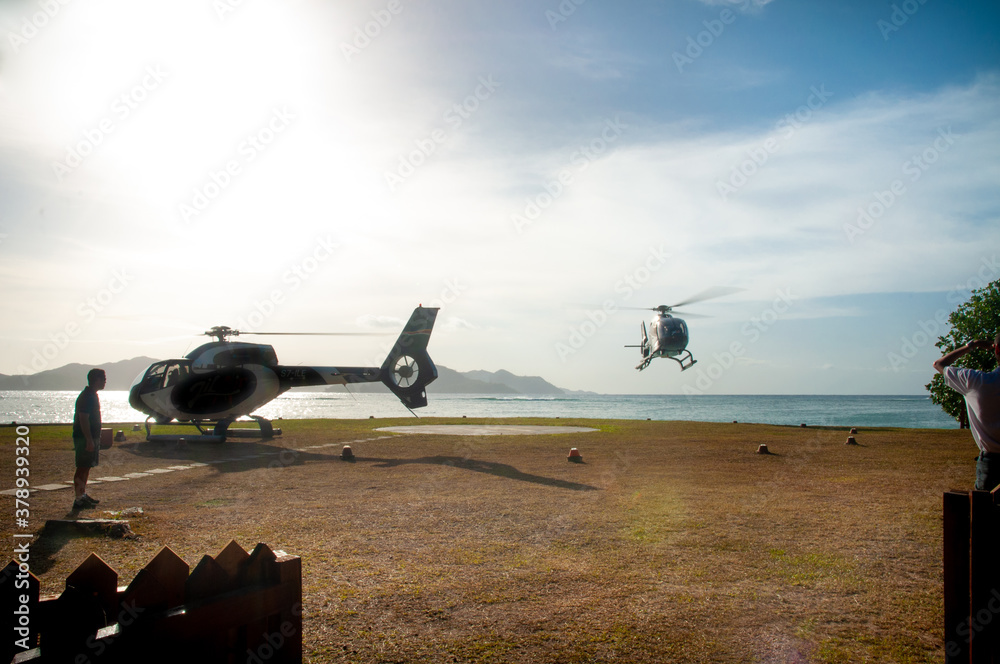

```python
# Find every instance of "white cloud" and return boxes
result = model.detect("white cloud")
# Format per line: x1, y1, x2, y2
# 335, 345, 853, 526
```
441, 317, 477, 331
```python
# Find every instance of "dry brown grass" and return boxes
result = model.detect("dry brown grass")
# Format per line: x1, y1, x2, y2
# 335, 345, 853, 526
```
1, 418, 975, 662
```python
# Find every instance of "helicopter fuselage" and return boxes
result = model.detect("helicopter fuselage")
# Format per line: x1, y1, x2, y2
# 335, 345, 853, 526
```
649, 314, 689, 356
644, 314, 688, 357
130, 343, 266, 423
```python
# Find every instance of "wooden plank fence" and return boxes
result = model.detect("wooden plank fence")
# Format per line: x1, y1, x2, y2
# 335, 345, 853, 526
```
944, 490, 1000, 663
2, 541, 301, 664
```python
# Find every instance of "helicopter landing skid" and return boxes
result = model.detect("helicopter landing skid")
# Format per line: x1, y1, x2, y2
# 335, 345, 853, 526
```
143, 415, 281, 443
144, 417, 225, 443
208, 415, 281, 440
669, 350, 697, 371
635, 350, 697, 372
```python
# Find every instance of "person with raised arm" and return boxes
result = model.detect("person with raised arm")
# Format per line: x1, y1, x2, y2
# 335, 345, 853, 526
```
934, 334, 1000, 490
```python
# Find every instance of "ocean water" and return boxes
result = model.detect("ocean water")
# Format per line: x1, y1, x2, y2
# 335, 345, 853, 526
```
0, 390, 959, 429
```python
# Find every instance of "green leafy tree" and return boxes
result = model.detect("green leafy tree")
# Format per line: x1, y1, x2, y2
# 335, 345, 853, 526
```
926, 279, 1000, 427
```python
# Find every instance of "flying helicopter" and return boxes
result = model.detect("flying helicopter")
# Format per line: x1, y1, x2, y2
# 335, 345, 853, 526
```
128, 306, 438, 441
624, 287, 742, 372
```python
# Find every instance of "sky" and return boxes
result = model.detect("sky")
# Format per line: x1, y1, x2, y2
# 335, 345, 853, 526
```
0, 0, 998, 395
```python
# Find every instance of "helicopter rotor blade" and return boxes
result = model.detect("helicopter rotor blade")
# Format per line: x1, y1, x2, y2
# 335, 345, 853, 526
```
669, 286, 745, 309
201, 327, 393, 341
611, 305, 711, 317
236, 332, 392, 336
667, 310, 711, 319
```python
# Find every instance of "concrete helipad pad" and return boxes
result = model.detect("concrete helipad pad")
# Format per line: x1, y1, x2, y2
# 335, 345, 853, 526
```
376, 424, 598, 436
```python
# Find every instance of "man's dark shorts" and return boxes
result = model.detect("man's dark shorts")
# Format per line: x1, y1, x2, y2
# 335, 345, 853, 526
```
73, 436, 100, 469
976, 452, 1000, 491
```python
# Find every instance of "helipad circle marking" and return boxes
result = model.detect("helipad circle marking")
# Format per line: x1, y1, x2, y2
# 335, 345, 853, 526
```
375, 425, 599, 436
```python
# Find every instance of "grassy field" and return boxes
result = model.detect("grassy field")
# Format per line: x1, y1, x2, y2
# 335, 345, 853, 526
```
0, 418, 975, 662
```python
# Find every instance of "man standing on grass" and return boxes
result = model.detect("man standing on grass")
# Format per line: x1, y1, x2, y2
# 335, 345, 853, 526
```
933, 334, 1000, 490
72, 368, 105, 509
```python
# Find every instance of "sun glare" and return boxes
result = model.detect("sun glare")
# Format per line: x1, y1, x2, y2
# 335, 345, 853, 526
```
3, 0, 416, 270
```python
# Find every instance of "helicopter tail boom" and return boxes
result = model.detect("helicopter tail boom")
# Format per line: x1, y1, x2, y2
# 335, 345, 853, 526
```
272, 307, 439, 408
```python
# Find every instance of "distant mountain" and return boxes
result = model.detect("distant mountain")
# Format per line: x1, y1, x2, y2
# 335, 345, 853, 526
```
0, 358, 585, 395
431, 366, 520, 394
0, 357, 158, 391
461, 369, 566, 395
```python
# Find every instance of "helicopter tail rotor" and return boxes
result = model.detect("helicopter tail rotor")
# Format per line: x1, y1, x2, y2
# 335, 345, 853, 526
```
379, 306, 440, 409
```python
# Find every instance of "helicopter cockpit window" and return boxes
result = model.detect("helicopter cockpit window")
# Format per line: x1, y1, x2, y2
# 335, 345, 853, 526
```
142, 363, 168, 391
141, 362, 191, 392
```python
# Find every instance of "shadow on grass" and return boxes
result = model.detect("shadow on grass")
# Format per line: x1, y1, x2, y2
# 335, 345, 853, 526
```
27, 510, 114, 575
115, 439, 336, 473
25, 528, 71, 576
372, 456, 600, 492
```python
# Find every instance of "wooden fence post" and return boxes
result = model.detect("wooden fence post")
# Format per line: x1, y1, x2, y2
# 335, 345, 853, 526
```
944, 491, 971, 663
275, 549, 303, 661
944, 490, 1000, 663
969, 490, 995, 663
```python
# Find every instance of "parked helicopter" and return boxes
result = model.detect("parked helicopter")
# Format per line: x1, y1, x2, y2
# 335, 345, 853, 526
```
624, 288, 742, 372
128, 306, 439, 441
